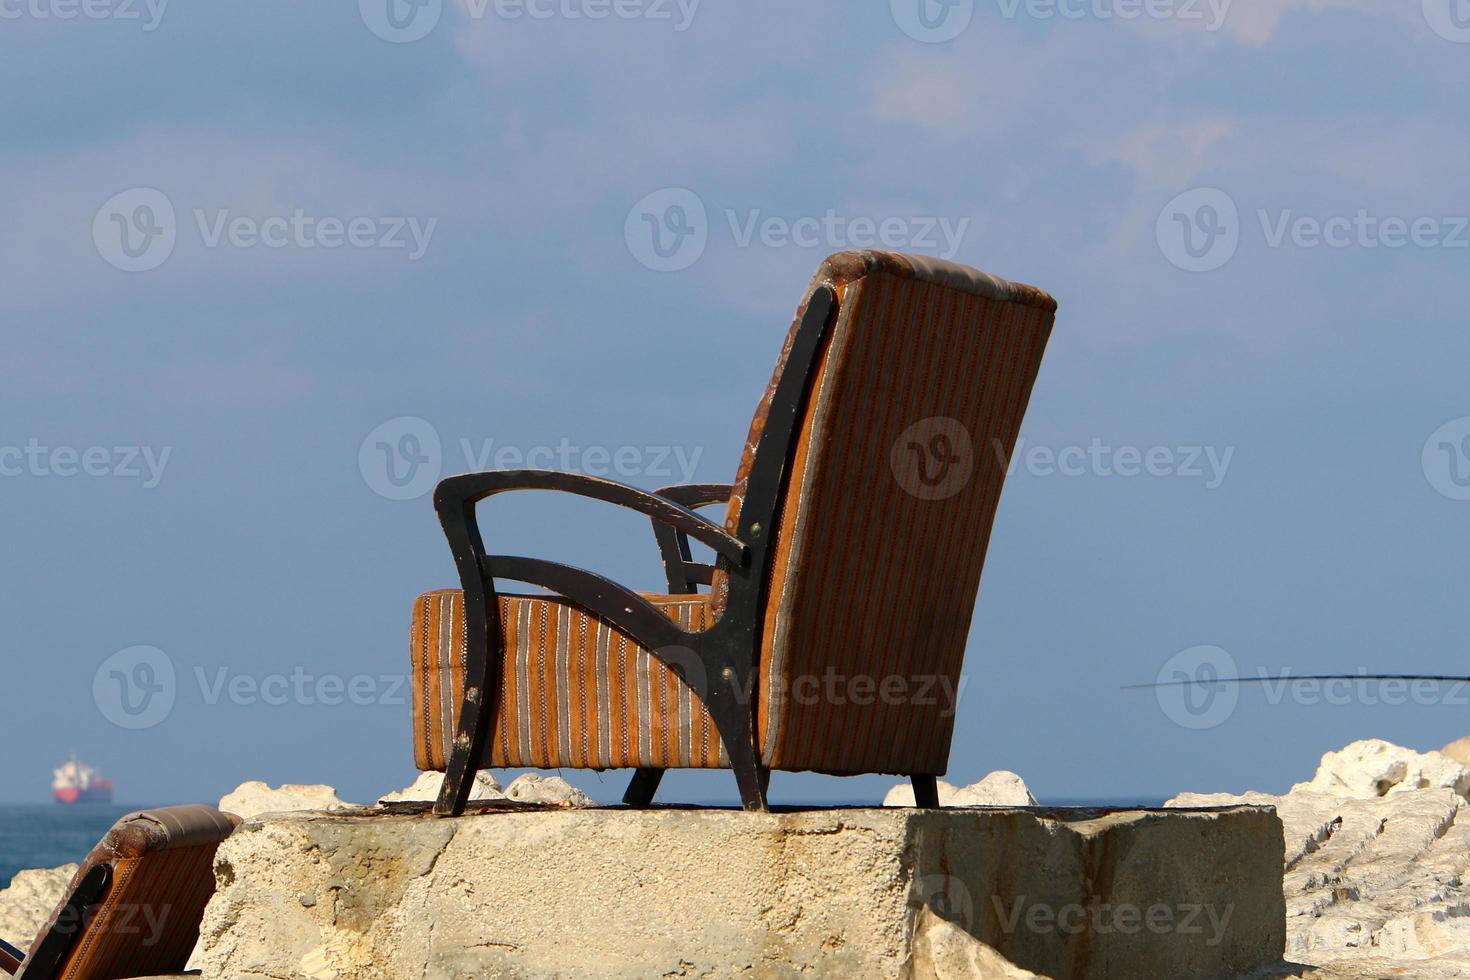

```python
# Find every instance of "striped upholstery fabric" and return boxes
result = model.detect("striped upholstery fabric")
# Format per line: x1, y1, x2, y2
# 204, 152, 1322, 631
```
20, 805, 239, 980
728, 251, 1056, 775
411, 589, 724, 771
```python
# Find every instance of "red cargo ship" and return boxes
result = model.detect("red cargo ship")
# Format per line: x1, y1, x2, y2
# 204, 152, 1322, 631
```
52, 754, 114, 805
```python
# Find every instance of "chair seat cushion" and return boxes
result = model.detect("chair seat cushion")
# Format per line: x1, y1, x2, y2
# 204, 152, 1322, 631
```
411, 590, 726, 772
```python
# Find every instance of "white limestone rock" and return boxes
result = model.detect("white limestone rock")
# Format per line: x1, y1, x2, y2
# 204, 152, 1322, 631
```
1289, 739, 1470, 801
378, 770, 504, 804
951, 771, 1039, 807
219, 781, 353, 820
504, 773, 594, 807
0, 864, 76, 950
1170, 740, 1470, 976
1440, 736, 1470, 768
884, 770, 1037, 808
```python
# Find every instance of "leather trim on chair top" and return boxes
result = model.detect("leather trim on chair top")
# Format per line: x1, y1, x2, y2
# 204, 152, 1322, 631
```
103, 806, 242, 858
818, 250, 1057, 311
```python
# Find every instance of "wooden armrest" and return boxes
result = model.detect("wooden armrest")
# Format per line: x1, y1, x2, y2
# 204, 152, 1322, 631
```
650, 484, 734, 593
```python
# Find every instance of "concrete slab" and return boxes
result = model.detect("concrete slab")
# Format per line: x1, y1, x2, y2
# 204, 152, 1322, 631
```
195, 803, 1285, 979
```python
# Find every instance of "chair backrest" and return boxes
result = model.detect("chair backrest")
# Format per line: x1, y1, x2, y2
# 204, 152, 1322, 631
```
17, 805, 239, 980
718, 251, 1056, 775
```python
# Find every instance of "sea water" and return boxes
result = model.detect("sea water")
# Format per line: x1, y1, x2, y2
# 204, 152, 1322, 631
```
0, 804, 140, 882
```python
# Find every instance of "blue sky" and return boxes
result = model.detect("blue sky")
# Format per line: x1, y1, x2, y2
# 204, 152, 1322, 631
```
2, 0, 1469, 806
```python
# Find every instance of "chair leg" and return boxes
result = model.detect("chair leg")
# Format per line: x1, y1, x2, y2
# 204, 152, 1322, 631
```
623, 768, 665, 807
911, 774, 940, 809
435, 592, 501, 817
435, 702, 486, 817
731, 752, 769, 811
707, 697, 767, 811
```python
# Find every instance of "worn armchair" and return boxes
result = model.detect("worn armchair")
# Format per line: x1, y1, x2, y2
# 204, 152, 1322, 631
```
1, 805, 239, 980
411, 250, 1057, 815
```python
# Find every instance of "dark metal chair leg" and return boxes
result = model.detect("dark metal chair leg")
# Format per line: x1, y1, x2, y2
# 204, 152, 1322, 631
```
433, 496, 502, 818
623, 768, 665, 807
707, 697, 767, 811
435, 687, 491, 817
911, 774, 941, 809
731, 748, 768, 811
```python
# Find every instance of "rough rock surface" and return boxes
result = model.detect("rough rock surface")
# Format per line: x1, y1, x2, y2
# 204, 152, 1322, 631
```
1170, 739, 1470, 978
883, 770, 1038, 808
377, 770, 503, 804
0, 864, 76, 949
503, 773, 594, 807
1441, 736, 1470, 769
195, 804, 1281, 979
1289, 739, 1470, 800
378, 772, 591, 807
218, 781, 353, 820
909, 909, 1047, 979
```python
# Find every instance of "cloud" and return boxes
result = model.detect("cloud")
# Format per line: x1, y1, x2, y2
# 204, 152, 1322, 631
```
864, 23, 1128, 142
1078, 0, 1424, 45
1063, 108, 1470, 360
1210, 0, 1397, 45
1093, 113, 1470, 207
442, 2, 817, 191
1087, 117, 1238, 189
869, 54, 986, 133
